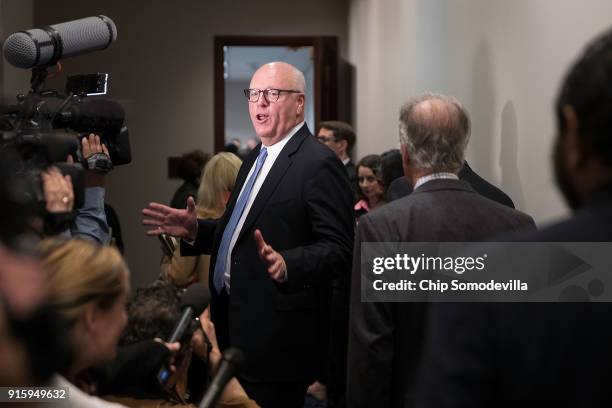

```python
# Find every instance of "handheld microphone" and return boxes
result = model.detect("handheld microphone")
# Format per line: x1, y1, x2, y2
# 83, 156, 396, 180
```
157, 283, 210, 384
3, 15, 117, 69
198, 348, 245, 408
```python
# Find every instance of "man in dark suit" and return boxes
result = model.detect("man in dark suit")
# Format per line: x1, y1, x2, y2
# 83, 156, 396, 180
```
387, 161, 515, 208
315, 123, 357, 407
317, 121, 358, 196
346, 93, 535, 407
143, 62, 354, 408
418, 27, 612, 408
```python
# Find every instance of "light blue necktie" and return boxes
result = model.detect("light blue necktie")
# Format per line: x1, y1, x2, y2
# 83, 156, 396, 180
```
213, 147, 268, 292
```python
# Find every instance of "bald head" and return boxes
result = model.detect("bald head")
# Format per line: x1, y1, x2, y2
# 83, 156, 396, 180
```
398, 93, 470, 173
248, 62, 306, 146
252, 62, 306, 93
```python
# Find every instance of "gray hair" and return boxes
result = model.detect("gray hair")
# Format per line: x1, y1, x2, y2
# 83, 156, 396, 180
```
293, 69, 306, 93
398, 93, 471, 173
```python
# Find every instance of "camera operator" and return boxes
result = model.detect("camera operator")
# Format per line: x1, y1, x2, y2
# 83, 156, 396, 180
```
32, 133, 111, 244
68, 133, 112, 245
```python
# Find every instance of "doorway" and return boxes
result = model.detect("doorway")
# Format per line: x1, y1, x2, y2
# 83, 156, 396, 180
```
214, 36, 338, 152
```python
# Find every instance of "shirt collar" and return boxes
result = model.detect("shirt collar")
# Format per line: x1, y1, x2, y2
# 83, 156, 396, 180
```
342, 157, 351, 165
261, 121, 304, 155
414, 172, 459, 190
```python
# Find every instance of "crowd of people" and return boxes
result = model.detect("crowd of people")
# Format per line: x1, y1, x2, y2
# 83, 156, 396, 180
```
2, 23, 612, 408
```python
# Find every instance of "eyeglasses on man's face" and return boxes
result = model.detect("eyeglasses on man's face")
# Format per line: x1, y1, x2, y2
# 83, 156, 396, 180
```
244, 88, 302, 103
316, 135, 336, 144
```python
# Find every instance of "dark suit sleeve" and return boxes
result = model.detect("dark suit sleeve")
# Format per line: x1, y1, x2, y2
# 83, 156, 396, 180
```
280, 155, 354, 292
180, 218, 219, 256
346, 215, 395, 408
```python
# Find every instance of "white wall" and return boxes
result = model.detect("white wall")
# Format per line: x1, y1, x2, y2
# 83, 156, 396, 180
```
15, 0, 349, 288
349, 0, 612, 225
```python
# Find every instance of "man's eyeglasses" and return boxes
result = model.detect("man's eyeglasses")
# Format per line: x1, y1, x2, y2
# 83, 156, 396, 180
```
316, 135, 336, 143
244, 88, 302, 103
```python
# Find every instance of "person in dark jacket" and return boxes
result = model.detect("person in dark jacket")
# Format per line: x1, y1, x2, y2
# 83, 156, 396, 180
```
418, 26, 612, 408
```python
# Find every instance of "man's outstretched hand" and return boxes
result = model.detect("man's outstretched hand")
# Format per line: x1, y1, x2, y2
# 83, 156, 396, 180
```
142, 196, 198, 241
254, 229, 287, 283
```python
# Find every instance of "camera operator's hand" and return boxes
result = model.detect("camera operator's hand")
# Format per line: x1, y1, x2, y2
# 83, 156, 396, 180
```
41, 167, 74, 213
79, 133, 110, 187
142, 197, 198, 241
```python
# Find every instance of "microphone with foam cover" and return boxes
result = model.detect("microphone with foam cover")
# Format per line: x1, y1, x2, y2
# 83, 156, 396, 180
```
3, 15, 117, 69
168, 283, 211, 344
198, 348, 245, 408
157, 283, 211, 385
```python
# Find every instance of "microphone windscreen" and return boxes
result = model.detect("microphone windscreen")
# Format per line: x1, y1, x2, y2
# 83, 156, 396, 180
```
55, 15, 117, 58
180, 283, 210, 315
3, 15, 117, 69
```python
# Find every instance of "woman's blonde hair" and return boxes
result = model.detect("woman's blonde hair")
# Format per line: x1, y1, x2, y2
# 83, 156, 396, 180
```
39, 238, 130, 324
196, 152, 242, 219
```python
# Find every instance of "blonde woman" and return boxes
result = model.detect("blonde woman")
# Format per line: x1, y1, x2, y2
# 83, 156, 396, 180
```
40, 238, 130, 407
41, 238, 258, 408
161, 152, 242, 287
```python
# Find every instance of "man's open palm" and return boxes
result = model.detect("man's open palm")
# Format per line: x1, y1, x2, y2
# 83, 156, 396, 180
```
142, 196, 198, 240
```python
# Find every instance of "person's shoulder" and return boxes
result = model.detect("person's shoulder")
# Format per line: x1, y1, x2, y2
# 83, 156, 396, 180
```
362, 195, 414, 225
460, 163, 515, 208
292, 131, 345, 171
298, 131, 337, 159
467, 193, 535, 229
503, 207, 612, 242
387, 177, 413, 201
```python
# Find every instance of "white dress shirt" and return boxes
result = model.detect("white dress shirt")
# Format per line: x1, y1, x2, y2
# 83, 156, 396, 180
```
413, 172, 459, 190
223, 121, 304, 291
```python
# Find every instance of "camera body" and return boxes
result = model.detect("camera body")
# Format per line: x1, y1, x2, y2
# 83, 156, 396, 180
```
0, 66, 131, 217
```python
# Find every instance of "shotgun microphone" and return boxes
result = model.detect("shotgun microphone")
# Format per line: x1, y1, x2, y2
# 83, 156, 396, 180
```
3, 15, 117, 69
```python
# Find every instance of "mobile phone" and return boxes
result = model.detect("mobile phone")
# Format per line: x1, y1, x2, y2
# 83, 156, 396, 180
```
158, 233, 176, 257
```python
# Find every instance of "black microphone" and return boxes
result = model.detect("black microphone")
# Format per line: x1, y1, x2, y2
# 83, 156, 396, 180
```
157, 283, 210, 384
199, 348, 245, 408
3, 15, 117, 69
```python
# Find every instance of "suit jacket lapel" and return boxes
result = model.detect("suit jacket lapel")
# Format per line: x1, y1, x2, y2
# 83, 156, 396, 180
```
235, 124, 309, 244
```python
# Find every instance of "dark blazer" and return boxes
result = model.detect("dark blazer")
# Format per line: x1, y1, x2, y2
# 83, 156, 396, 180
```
386, 161, 516, 208
345, 159, 358, 201
183, 124, 354, 382
346, 179, 535, 408
419, 185, 612, 408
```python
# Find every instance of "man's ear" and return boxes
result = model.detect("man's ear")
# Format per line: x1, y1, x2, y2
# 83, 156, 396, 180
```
296, 94, 305, 115
400, 143, 412, 178
338, 139, 348, 152
562, 105, 587, 170
400, 144, 411, 165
